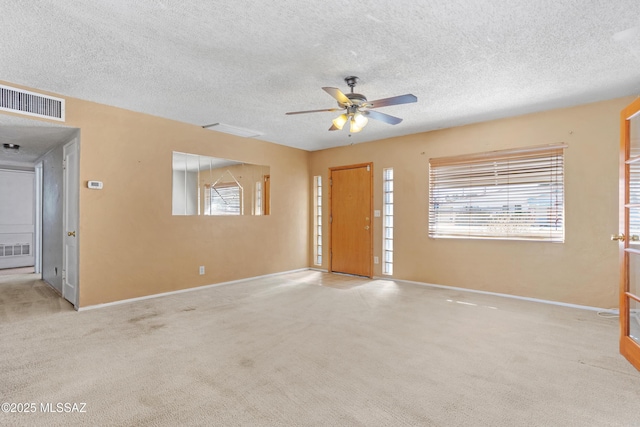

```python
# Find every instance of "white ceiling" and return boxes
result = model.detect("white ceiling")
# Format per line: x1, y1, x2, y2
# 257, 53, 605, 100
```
0, 115, 78, 168
1, 0, 640, 156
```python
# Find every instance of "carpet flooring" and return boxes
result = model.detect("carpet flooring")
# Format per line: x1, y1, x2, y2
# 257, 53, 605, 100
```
0, 266, 35, 276
0, 270, 638, 426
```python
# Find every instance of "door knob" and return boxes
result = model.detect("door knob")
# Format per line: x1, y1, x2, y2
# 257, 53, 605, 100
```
611, 233, 625, 242
364, 225, 370, 230
68, 231, 76, 237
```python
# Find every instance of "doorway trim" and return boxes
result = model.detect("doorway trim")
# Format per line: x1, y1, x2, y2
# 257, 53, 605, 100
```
34, 161, 43, 275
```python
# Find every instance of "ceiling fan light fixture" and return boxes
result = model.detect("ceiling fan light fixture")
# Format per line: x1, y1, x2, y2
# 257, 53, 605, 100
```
332, 114, 348, 130
3, 143, 20, 151
353, 112, 368, 128
349, 121, 364, 133
348, 112, 368, 133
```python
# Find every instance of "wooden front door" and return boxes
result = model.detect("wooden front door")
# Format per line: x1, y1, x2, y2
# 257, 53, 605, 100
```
329, 163, 373, 278
618, 97, 640, 371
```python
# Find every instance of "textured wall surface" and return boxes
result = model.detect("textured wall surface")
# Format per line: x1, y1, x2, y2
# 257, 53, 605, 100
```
0, 78, 634, 308
0, 85, 310, 307
310, 97, 635, 307
67, 98, 310, 307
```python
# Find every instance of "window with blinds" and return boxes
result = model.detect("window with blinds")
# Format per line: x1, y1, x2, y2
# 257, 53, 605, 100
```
204, 183, 242, 215
429, 143, 566, 242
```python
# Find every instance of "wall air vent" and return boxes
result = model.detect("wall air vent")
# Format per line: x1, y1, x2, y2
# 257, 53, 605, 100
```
0, 243, 30, 257
0, 84, 65, 122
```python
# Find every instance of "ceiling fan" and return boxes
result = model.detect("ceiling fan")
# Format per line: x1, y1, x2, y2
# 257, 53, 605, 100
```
286, 76, 417, 133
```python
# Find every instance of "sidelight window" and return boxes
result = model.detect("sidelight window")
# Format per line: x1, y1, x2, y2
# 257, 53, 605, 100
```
383, 168, 394, 275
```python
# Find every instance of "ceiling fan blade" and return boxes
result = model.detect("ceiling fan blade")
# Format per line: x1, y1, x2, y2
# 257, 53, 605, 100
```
329, 124, 340, 131
286, 108, 343, 115
368, 94, 417, 109
363, 110, 403, 125
322, 87, 352, 105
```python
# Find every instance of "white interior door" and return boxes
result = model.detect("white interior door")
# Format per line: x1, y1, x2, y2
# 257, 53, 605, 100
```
63, 139, 79, 308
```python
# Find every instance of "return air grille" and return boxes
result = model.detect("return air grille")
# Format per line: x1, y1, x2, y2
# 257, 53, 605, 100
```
0, 84, 65, 121
0, 243, 30, 257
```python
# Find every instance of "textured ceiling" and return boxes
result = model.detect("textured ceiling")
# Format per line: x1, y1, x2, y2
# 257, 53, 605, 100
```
1, 0, 640, 155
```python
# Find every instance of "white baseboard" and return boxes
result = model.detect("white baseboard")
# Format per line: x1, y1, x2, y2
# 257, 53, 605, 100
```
79, 268, 616, 314
77, 268, 309, 311
388, 277, 610, 312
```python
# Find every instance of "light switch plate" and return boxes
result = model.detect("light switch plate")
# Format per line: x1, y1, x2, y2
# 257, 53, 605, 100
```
374, 210, 381, 217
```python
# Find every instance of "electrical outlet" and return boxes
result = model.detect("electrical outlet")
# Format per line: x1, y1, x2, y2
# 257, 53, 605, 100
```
199, 266, 205, 275
374, 256, 379, 264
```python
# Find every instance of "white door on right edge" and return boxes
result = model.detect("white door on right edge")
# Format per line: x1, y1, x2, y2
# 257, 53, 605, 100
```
63, 139, 79, 308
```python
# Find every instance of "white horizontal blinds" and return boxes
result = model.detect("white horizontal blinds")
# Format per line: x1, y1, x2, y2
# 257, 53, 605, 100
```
429, 144, 566, 242
628, 159, 640, 240
207, 183, 242, 215
204, 185, 211, 215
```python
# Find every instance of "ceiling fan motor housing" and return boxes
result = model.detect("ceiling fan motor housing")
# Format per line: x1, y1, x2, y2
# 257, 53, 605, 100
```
345, 93, 367, 104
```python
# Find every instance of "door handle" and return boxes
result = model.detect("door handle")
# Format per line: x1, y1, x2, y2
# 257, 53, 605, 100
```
611, 233, 625, 242
364, 226, 370, 230
68, 231, 76, 237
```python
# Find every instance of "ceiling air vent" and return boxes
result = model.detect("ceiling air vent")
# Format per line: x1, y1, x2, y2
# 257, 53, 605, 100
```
0, 84, 65, 122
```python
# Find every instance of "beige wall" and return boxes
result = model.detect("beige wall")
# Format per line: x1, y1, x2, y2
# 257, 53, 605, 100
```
310, 97, 636, 308
1, 79, 634, 308
0, 81, 309, 307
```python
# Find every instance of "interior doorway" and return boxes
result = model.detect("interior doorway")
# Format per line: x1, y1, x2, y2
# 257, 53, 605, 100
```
329, 163, 373, 278
0, 122, 80, 309
0, 168, 36, 271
